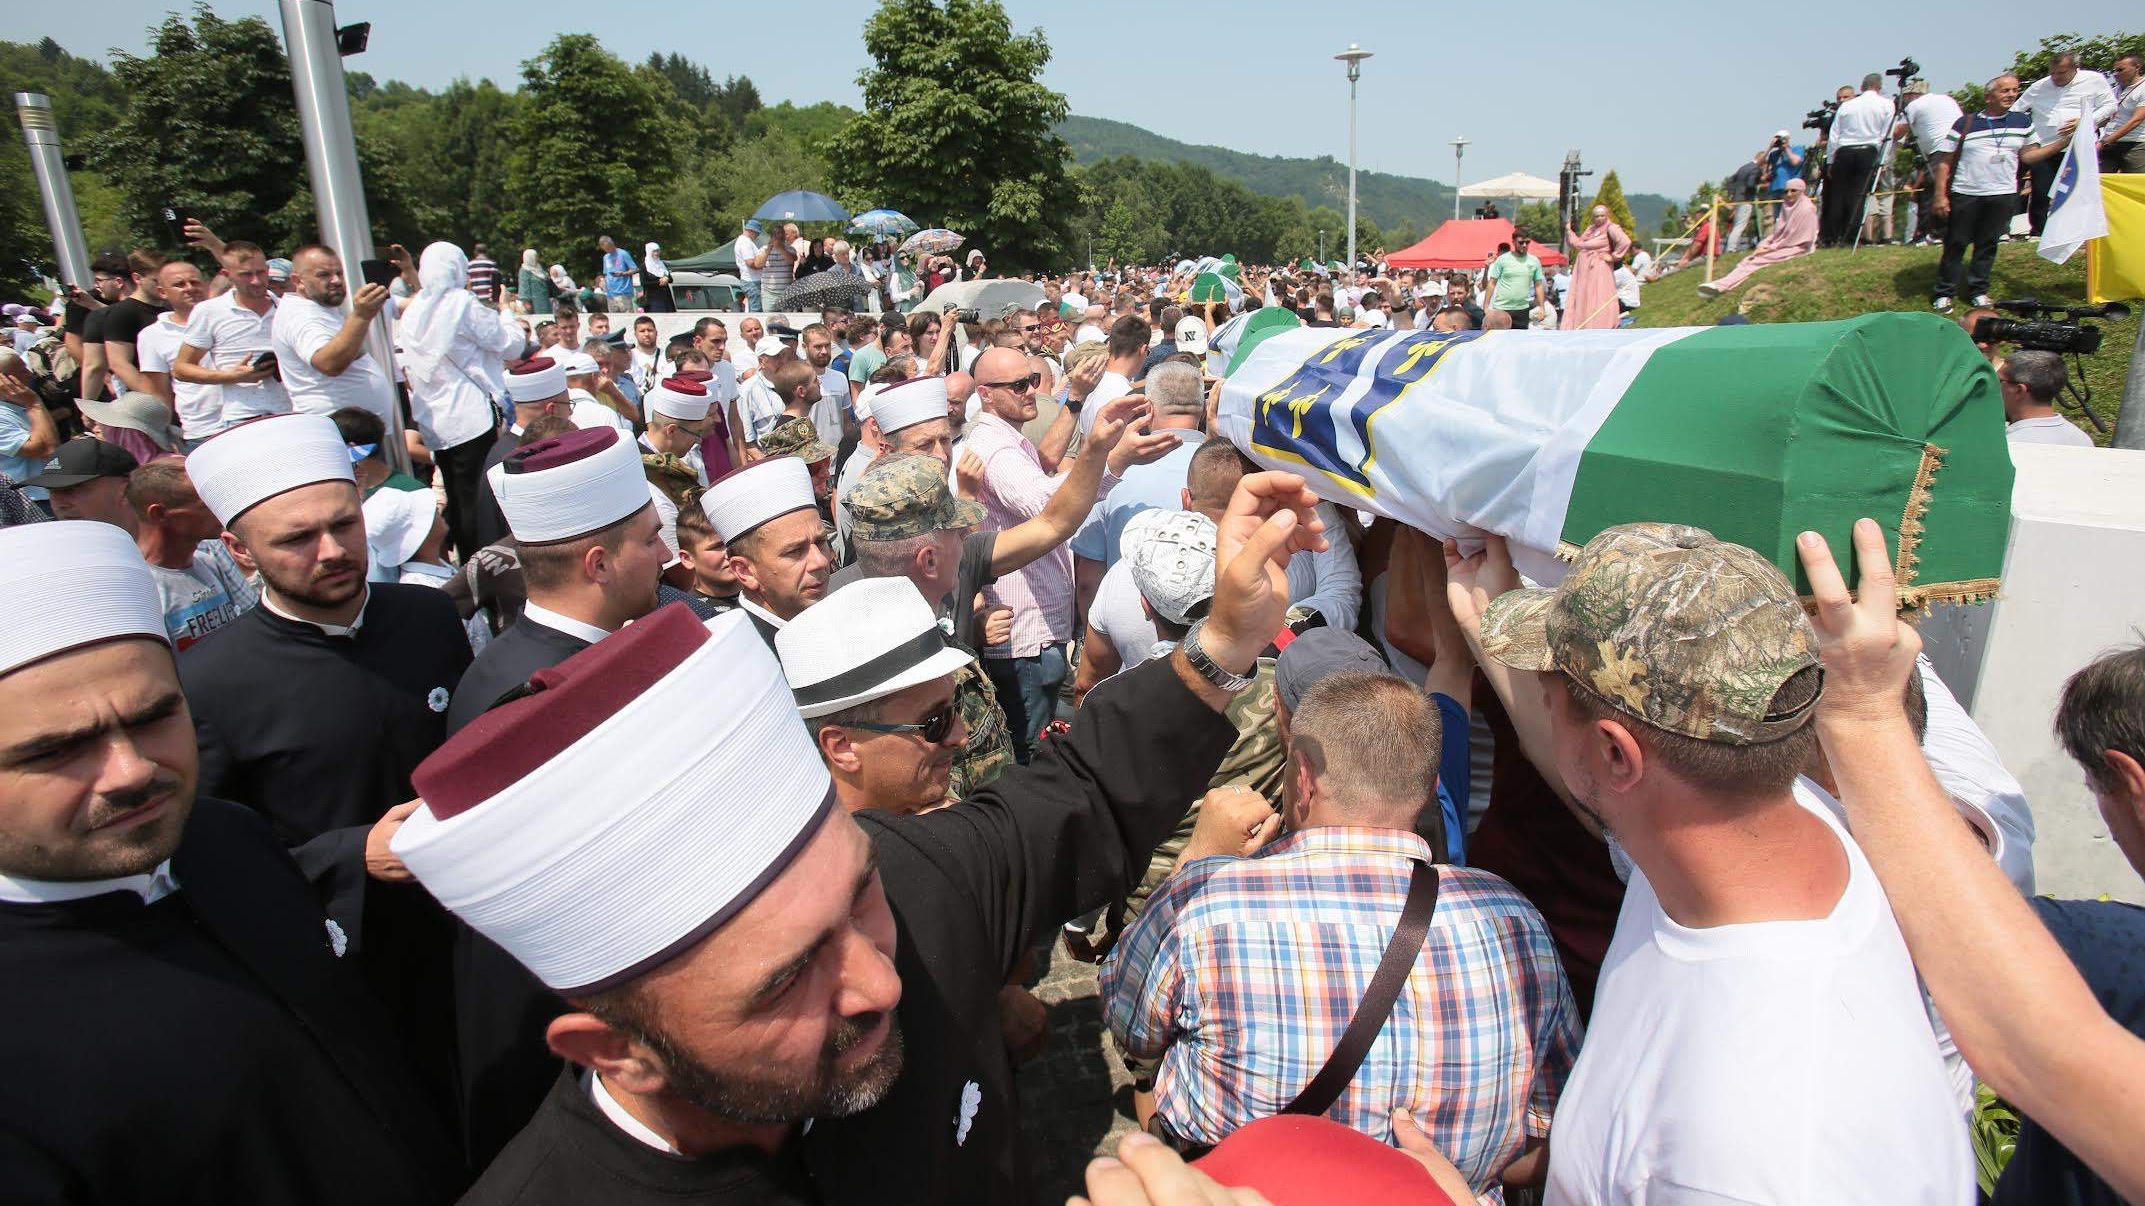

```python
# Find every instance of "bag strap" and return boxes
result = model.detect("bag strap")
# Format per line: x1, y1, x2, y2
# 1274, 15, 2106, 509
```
1282, 860, 1438, 1118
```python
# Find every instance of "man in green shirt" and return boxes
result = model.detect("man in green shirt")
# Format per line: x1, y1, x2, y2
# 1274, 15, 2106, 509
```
1488, 233, 1548, 328
846, 315, 886, 389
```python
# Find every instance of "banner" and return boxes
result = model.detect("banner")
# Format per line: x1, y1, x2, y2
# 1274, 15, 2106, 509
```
2040, 131, 2107, 266
1216, 316, 2014, 602
2088, 175, 2145, 303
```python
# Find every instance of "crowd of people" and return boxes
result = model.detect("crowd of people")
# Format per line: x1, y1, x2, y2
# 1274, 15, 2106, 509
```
0, 108, 2134, 1204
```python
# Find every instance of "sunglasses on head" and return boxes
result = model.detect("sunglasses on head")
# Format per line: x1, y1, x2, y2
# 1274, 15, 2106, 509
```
845, 699, 957, 744
985, 373, 1042, 393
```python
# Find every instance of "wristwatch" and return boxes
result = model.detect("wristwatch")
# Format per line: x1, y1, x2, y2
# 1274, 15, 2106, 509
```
1061, 388, 1082, 414
1181, 620, 1253, 693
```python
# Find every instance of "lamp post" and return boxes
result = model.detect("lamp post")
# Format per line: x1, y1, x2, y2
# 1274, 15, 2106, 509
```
13, 93, 93, 291
1334, 44, 1372, 272
1451, 136, 1470, 221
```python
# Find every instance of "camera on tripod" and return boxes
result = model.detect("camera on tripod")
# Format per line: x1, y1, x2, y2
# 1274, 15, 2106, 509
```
1802, 100, 1839, 132
1973, 299, 2134, 356
1885, 57, 1920, 85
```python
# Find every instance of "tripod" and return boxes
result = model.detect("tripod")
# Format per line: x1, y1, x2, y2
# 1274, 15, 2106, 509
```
1849, 84, 1912, 254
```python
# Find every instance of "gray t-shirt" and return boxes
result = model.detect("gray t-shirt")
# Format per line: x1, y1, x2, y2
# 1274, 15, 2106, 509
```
149, 541, 258, 651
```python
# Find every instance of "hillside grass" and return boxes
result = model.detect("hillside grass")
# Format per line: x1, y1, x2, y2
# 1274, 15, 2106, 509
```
1633, 242, 2139, 442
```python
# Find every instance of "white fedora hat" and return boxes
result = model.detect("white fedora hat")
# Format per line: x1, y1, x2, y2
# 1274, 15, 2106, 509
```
776, 577, 973, 718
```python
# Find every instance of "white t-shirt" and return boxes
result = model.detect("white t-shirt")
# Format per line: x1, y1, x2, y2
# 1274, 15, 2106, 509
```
1831, 89, 1897, 147
2006, 415, 2094, 447
2110, 78, 2145, 143
1545, 781, 1974, 1206
813, 368, 850, 439
568, 388, 635, 437
181, 291, 291, 424
733, 235, 762, 283
1087, 558, 1160, 669
1906, 92, 1966, 157
147, 541, 258, 652
1629, 248, 1653, 279
271, 294, 388, 421
736, 376, 785, 444
1613, 267, 1641, 309
137, 313, 220, 440
1077, 370, 1133, 433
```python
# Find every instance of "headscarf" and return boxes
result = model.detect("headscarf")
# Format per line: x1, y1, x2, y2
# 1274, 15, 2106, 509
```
549, 264, 575, 292
644, 242, 667, 277
521, 248, 540, 273
398, 242, 479, 390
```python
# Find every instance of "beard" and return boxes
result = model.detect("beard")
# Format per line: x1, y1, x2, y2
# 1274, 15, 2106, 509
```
258, 555, 365, 609
644, 1011, 905, 1126
0, 769, 193, 881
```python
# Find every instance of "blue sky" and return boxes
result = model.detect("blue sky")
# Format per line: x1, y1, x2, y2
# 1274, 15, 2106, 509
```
22, 0, 2140, 198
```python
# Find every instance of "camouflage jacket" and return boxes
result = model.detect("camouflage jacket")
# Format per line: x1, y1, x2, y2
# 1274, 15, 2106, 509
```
946, 653, 1015, 802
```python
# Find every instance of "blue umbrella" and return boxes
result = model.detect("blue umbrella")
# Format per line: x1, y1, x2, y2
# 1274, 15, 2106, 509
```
754, 190, 851, 223
849, 208, 918, 239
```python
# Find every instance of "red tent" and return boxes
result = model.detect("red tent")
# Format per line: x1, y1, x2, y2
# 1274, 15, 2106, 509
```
1385, 218, 1566, 270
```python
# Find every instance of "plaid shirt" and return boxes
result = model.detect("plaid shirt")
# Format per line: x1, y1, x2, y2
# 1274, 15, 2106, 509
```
1102, 827, 1580, 1199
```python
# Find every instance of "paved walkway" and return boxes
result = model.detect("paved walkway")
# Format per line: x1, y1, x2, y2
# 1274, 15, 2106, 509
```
1014, 936, 1138, 1202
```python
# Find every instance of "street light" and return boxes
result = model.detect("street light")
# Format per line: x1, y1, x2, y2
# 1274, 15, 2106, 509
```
1334, 43, 1372, 272
1451, 136, 1470, 221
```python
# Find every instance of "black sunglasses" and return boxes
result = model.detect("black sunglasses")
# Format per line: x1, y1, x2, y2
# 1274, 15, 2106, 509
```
983, 373, 1042, 393
845, 700, 957, 744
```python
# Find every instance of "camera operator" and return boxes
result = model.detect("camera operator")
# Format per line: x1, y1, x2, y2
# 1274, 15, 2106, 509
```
1898, 80, 1964, 244
1997, 351, 2092, 448
1761, 131, 1807, 239
1823, 74, 1896, 246
2014, 53, 2118, 234
1932, 75, 2033, 314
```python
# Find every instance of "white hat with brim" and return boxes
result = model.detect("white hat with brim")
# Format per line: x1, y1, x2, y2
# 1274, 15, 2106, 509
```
362, 485, 438, 568
80, 392, 182, 452
777, 577, 975, 718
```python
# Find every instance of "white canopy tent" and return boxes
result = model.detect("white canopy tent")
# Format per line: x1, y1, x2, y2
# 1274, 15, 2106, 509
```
1456, 171, 1560, 199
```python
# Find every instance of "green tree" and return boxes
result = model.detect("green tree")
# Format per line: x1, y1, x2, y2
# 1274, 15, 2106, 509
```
356, 78, 524, 250
1512, 201, 1561, 245
503, 34, 691, 268
680, 126, 831, 254
826, 0, 1080, 271
1589, 170, 1638, 238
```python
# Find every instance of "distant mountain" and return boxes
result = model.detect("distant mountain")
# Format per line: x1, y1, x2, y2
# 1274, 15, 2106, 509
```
1056, 114, 1673, 238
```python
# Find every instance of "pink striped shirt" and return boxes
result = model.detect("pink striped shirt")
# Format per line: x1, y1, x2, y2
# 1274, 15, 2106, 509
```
964, 410, 1102, 658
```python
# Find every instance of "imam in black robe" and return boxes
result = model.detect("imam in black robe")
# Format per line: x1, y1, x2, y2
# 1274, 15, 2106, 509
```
472, 427, 519, 552
462, 653, 1235, 1205
447, 612, 592, 735
0, 798, 462, 1205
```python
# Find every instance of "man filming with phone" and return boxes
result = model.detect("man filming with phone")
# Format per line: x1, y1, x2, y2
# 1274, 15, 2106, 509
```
173, 242, 290, 428
271, 244, 392, 423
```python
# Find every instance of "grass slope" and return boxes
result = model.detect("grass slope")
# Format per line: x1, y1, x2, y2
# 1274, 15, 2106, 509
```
1634, 243, 2139, 442
1057, 115, 1674, 235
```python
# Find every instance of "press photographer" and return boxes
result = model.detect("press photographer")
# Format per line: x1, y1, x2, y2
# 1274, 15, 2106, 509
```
1974, 299, 2132, 445
1823, 70, 1905, 246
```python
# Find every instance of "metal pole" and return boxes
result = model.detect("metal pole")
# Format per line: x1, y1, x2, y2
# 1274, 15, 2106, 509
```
2115, 316, 2145, 450
13, 93, 93, 291
1450, 136, 1470, 222
278, 0, 411, 475
1345, 76, 1359, 271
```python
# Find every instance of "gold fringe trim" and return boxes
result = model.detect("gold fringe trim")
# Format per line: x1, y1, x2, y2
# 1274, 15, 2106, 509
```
1894, 442, 1946, 593
1898, 578, 2005, 609
1555, 540, 1586, 562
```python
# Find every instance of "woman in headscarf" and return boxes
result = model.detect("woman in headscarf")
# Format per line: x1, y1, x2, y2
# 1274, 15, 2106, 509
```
640, 242, 674, 313
1564, 204, 1634, 330
1698, 178, 1819, 298
398, 241, 529, 558
516, 249, 552, 314
548, 263, 577, 298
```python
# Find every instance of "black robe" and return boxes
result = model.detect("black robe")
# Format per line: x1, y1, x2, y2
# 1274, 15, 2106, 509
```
447, 613, 592, 735
461, 653, 1236, 1204
0, 799, 463, 1205
473, 428, 518, 552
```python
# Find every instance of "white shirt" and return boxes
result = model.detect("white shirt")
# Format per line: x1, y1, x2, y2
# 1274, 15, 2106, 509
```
587, 1072, 680, 1155
2006, 414, 2095, 447
2014, 70, 2119, 147
519, 600, 613, 645
181, 290, 291, 424
1545, 781, 1974, 1206
1613, 266, 1642, 308
272, 294, 389, 421
1072, 322, 1106, 346
138, 312, 221, 440
0, 860, 179, 906
1905, 92, 1967, 157
1087, 557, 1160, 668
2109, 77, 2145, 143
733, 234, 762, 283
812, 368, 849, 444
569, 388, 635, 437
1629, 248, 1653, 279
1282, 503, 1361, 633
1076, 369, 1133, 434
398, 296, 525, 451
1831, 88, 1897, 147
737, 376, 786, 444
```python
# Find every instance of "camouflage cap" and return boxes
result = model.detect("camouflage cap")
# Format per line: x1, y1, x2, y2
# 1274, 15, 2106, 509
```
1478, 522, 1822, 745
848, 451, 987, 542
758, 416, 833, 464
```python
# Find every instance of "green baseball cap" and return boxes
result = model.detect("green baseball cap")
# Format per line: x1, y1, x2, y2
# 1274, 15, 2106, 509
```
758, 416, 833, 464
1477, 522, 1822, 745
847, 451, 986, 542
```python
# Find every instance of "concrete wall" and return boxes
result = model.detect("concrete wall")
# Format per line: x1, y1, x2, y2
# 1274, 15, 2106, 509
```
1921, 442, 2145, 904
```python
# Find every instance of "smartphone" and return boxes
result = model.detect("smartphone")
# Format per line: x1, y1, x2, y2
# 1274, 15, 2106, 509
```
359, 258, 398, 289
250, 351, 280, 379
160, 206, 193, 247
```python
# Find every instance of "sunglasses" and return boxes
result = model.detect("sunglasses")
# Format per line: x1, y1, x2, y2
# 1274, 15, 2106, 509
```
984, 373, 1042, 393
845, 700, 958, 744
1018, 324, 1042, 334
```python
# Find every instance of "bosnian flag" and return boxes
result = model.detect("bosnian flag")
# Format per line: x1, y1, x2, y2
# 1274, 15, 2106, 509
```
2040, 126, 2108, 265
1216, 318, 2013, 603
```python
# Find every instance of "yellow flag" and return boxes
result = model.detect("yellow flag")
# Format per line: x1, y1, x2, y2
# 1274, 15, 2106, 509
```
2088, 176, 2145, 303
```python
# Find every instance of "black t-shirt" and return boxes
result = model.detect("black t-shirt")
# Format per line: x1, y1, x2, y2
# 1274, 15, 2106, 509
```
99, 296, 168, 352
1991, 897, 2145, 1206
63, 297, 95, 340
826, 530, 998, 649
79, 306, 108, 345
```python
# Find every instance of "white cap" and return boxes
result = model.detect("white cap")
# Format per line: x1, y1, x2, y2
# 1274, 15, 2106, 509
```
362, 486, 438, 568
0, 521, 169, 676
505, 357, 569, 403
778, 578, 972, 718
866, 376, 946, 435
754, 336, 788, 359
556, 350, 601, 377
1173, 315, 1209, 357
485, 427, 651, 543
646, 378, 713, 422
1126, 509, 1218, 626
186, 413, 356, 526
396, 607, 833, 993
700, 456, 818, 543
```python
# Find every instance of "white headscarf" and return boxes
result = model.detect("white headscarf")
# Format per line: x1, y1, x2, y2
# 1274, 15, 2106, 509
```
398, 242, 480, 390
644, 242, 667, 276
521, 248, 540, 273
549, 264, 575, 291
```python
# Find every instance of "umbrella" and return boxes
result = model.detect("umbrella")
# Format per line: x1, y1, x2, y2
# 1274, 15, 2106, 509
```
915, 279, 1045, 319
849, 209, 918, 239
754, 190, 850, 223
899, 228, 965, 257
782, 268, 870, 312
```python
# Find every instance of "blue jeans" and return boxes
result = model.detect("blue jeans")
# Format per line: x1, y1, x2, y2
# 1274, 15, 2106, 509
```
984, 643, 1069, 764
741, 281, 762, 312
